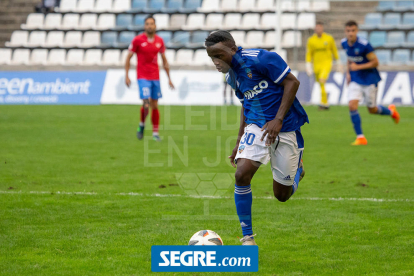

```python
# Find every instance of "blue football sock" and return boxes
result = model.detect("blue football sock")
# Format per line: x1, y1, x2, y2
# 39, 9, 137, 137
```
234, 184, 253, 237
350, 110, 363, 136
376, 105, 391, 116
291, 167, 303, 196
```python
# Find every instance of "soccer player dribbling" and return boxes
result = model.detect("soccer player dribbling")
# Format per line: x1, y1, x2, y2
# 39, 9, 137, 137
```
205, 31, 309, 246
342, 20, 400, 146
125, 16, 175, 141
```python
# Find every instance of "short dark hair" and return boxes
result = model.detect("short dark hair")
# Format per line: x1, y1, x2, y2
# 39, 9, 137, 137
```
316, 21, 324, 25
145, 15, 156, 23
345, 20, 358, 27
205, 30, 236, 47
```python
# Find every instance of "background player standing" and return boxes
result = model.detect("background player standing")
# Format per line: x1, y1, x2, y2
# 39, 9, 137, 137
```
306, 22, 342, 110
125, 16, 175, 141
342, 21, 400, 146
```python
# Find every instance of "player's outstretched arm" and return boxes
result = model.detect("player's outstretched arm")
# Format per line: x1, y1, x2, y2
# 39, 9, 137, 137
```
261, 73, 300, 146
161, 53, 175, 89
229, 106, 246, 168
124, 51, 134, 87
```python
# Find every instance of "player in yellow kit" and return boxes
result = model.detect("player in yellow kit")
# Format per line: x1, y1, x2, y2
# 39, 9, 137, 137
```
306, 22, 343, 110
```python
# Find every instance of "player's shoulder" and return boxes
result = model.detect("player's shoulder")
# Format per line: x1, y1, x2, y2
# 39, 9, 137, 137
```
357, 36, 369, 46
154, 34, 164, 43
133, 33, 145, 42
341, 38, 347, 45
240, 48, 262, 58
324, 33, 334, 39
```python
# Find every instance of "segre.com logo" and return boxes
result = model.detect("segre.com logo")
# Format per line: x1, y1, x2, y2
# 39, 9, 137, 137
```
151, 246, 258, 272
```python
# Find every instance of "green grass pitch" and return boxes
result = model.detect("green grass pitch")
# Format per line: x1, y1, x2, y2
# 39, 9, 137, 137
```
1, 105, 413, 275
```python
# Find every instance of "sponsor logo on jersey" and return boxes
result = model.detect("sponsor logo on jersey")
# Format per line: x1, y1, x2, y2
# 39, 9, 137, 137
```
355, 48, 360, 55
141, 42, 148, 47
243, 80, 269, 100
156, 43, 162, 48
238, 145, 245, 154
348, 56, 364, 62
245, 68, 252, 79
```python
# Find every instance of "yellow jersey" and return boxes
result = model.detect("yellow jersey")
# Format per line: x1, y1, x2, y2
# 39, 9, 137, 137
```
306, 33, 339, 66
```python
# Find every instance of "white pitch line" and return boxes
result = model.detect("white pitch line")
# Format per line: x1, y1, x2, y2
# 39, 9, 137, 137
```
0, 190, 413, 202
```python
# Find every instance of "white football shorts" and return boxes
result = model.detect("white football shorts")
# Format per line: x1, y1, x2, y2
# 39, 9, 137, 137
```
235, 124, 304, 186
348, 81, 378, 108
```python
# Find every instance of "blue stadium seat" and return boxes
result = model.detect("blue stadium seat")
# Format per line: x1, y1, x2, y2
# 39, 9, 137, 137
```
393, 1, 414, 11
157, 31, 172, 44
116, 14, 133, 28
131, 14, 147, 29
375, 49, 391, 65
400, 13, 414, 29
384, 31, 405, 48
101, 31, 118, 46
412, 50, 414, 62
358, 31, 369, 39
180, 0, 202, 12
162, 0, 184, 12
377, 1, 395, 11
360, 13, 382, 29
145, 0, 165, 12
392, 49, 410, 64
131, 0, 148, 12
403, 31, 414, 47
168, 31, 190, 48
339, 50, 347, 64
187, 31, 209, 48
118, 31, 136, 46
380, 13, 401, 29
369, 31, 386, 47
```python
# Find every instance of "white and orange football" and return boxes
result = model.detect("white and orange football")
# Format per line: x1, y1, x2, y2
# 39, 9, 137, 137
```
188, 230, 223, 245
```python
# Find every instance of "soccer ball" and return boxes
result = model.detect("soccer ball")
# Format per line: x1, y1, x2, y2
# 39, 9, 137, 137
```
188, 230, 224, 245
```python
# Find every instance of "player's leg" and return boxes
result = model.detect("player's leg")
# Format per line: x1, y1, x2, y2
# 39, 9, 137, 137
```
137, 79, 151, 140
319, 78, 329, 109
365, 84, 400, 124
150, 81, 162, 141
348, 82, 367, 145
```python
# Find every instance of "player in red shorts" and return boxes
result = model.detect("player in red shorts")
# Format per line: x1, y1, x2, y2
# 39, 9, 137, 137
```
125, 15, 175, 141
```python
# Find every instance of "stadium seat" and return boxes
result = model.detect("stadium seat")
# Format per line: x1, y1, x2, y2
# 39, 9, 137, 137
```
97, 14, 116, 30
131, 0, 148, 11
281, 0, 295, 11
297, 0, 311, 11
224, 13, 242, 30
403, 31, 414, 47
187, 31, 209, 47
380, 13, 401, 29
163, 0, 184, 12
240, 14, 260, 30
102, 49, 121, 65
27, 31, 46, 47
58, 0, 78, 12
168, 31, 190, 47
64, 31, 83, 47
11, 49, 30, 65
277, 49, 287, 62
260, 13, 276, 30
369, 31, 386, 47
400, 13, 414, 29
339, 49, 347, 64
230, 31, 246, 47
198, 0, 220, 12
255, 0, 274, 11
384, 31, 405, 48
377, 1, 395, 11
95, 0, 113, 12
245, 31, 265, 48
360, 13, 382, 29
263, 31, 275, 47
66, 49, 84, 65
181, 0, 202, 12
132, 14, 147, 29
118, 31, 136, 46
82, 31, 101, 47
282, 31, 302, 48
182, 14, 205, 30
47, 49, 66, 65
45, 31, 64, 47
0, 49, 12, 65
297, 13, 316, 29
153, 14, 170, 30
30, 49, 48, 65
145, 0, 165, 12
101, 31, 118, 46
175, 49, 193, 66
391, 49, 410, 64
281, 14, 296, 29
5, 31, 28, 47
203, 14, 224, 30
393, 1, 414, 11
21, 13, 44, 30
221, 0, 237, 12
239, 0, 256, 12
412, 50, 414, 62
169, 14, 187, 29
116, 14, 133, 28
192, 49, 211, 66
44, 14, 62, 30
121, 49, 137, 65
79, 14, 98, 30
113, 0, 131, 12
311, 0, 330, 11
62, 14, 80, 30
76, 0, 95, 12
375, 49, 391, 64
358, 31, 368, 39
157, 31, 172, 44
84, 49, 102, 65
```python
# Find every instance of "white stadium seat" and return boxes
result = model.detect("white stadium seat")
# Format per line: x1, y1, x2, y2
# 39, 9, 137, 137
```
255, 0, 275, 11
263, 31, 275, 47
76, 0, 95, 12
113, 0, 131, 12
169, 14, 187, 29
281, 0, 295, 11
192, 49, 211, 66
175, 49, 193, 66
66, 49, 84, 65
82, 31, 100, 47
47, 49, 66, 65
59, 0, 78, 12
21, 13, 44, 30
260, 13, 276, 29
30, 49, 48, 65
102, 49, 120, 65
164, 49, 176, 66
11, 49, 30, 65
182, 14, 205, 30
95, 0, 113, 12
297, 13, 316, 29
5, 31, 28, 47
282, 13, 297, 29
203, 14, 223, 30
79, 14, 97, 30
240, 13, 260, 30
121, 50, 137, 66
0, 48, 12, 65
83, 49, 102, 65
62, 14, 80, 30
245, 31, 264, 48
282, 31, 302, 48
230, 31, 246, 47
96, 14, 116, 30
223, 13, 242, 29
221, 0, 237, 12
44, 14, 62, 30
297, 0, 311, 11
311, 0, 330, 11
45, 31, 64, 47
153, 14, 169, 30
64, 31, 83, 47
27, 31, 46, 47
198, 0, 220, 12
239, 0, 256, 12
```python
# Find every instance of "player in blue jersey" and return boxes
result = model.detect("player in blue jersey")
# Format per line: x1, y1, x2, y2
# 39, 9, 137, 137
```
342, 20, 400, 146
205, 31, 309, 246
